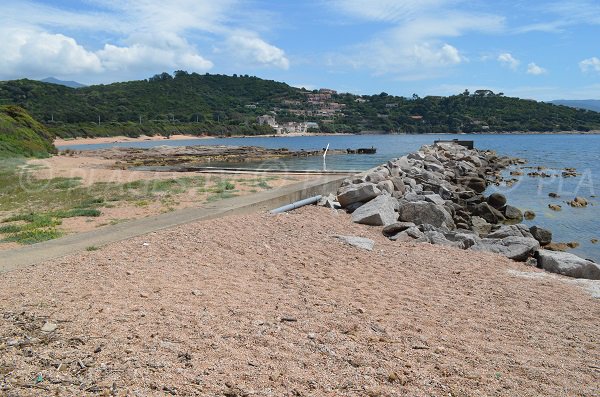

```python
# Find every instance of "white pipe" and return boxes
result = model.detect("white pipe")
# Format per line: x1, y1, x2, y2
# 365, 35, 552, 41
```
270, 195, 322, 214
323, 143, 330, 159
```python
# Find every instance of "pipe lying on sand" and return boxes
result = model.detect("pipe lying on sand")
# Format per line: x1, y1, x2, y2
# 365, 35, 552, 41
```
270, 195, 322, 214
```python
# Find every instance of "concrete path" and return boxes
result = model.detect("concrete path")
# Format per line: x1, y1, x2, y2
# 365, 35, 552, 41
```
0, 174, 348, 274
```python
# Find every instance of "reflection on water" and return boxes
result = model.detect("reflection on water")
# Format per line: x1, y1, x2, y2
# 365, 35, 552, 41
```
60, 133, 600, 262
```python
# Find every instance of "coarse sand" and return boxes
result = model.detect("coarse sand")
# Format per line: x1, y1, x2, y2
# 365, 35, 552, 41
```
0, 206, 598, 396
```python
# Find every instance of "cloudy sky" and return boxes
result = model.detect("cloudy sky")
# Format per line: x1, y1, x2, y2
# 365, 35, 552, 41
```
1, 0, 599, 100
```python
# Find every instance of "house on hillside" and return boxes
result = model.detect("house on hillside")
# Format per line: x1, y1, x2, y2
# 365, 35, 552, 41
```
257, 115, 278, 128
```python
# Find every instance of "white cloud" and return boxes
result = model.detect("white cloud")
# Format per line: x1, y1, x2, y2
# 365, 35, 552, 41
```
98, 43, 213, 72
0, 27, 103, 80
0, 0, 288, 81
226, 34, 290, 69
328, 1, 504, 79
498, 53, 520, 70
332, 0, 454, 23
579, 57, 600, 73
527, 62, 547, 75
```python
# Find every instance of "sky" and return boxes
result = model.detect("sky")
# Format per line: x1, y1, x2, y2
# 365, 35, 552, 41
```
1, 0, 599, 100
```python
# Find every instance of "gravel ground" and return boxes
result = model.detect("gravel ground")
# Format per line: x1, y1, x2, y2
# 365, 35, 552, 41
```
0, 206, 598, 396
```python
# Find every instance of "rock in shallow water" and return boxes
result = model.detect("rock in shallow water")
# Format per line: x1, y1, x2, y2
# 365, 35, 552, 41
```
529, 226, 552, 246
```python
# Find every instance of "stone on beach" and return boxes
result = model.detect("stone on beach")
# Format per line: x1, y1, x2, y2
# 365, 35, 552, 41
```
536, 250, 600, 280
333, 235, 375, 251
473, 236, 540, 262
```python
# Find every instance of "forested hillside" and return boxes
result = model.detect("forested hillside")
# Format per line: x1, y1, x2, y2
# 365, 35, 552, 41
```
1, 72, 599, 138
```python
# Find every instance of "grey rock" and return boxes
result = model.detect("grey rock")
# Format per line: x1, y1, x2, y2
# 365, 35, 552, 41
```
398, 202, 455, 229
473, 236, 540, 261
389, 176, 406, 194
458, 176, 486, 193
390, 226, 426, 242
438, 185, 453, 200
345, 201, 363, 213
376, 180, 394, 194
318, 194, 340, 209
423, 194, 445, 206
403, 192, 422, 202
365, 172, 387, 184
424, 231, 462, 248
351, 194, 398, 226
382, 222, 416, 237
487, 224, 533, 239
472, 202, 506, 224
334, 235, 375, 251
504, 205, 523, 221
530, 226, 552, 246
487, 192, 507, 209
471, 216, 492, 236
337, 183, 381, 207
537, 250, 600, 279
403, 177, 417, 189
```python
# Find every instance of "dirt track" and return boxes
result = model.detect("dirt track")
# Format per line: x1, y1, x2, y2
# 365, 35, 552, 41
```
0, 206, 598, 396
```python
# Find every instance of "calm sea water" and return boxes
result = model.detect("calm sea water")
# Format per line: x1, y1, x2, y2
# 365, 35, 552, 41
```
59, 134, 600, 262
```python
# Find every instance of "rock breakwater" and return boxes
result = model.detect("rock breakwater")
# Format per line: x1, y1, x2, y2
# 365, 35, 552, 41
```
330, 142, 600, 280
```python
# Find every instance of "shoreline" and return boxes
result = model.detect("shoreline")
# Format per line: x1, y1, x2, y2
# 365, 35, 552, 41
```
54, 132, 354, 147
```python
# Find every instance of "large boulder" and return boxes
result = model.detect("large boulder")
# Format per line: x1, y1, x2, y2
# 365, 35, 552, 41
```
529, 226, 552, 246
472, 202, 506, 224
487, 192, 507, 209
536, 250, 600, 279
351, 194, 398, 226
473, 236, 540, 261
487, 224, 533, 239
398, 202, 455, 229
337, 183, 381, 208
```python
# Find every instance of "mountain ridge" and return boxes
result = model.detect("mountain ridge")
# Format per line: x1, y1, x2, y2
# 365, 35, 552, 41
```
550, 99, 600, 112
1, 72, 600, 138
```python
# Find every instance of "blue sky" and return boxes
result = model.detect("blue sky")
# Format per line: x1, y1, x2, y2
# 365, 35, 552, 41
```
1, 0, 599, 100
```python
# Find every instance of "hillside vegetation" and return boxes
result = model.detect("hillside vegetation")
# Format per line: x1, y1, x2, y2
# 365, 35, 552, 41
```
0, 105, 56, 157
1, 72, 600, 137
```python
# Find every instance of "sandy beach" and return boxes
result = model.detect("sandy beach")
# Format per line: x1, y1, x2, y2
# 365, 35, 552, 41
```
0, 155, 308, 251
53, 134, 211, 146
54, 132, 355, 147
0, 205, 598, 396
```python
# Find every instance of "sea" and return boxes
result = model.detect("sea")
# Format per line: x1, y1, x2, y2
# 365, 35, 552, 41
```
58, 133, 600, 262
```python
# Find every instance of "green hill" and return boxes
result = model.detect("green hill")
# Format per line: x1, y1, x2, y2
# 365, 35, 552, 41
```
1, 73, 600, 137
0, 105, 56, 158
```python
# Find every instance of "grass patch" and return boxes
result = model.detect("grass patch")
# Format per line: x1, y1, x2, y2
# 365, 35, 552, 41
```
86, 245, 99, 251
2, 228, 63, 245
206, 191, 238, 203
55, 208, 102, 218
